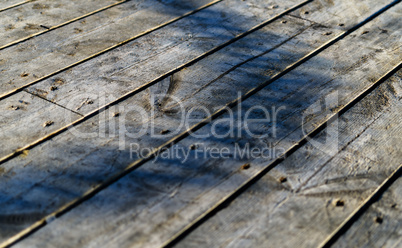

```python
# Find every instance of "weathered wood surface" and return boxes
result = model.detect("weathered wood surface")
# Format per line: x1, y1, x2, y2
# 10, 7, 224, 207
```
333, 176, 402, 248
170, 72, 402, 248
289, 0, 385, 29
0, 0, 124, 48
0, 0, 309, 167
0, 0, 401, 247
22, 0, 388, 116
0, 0, 216, 95
0, 0, 394, 161
3, 1, 400, 247
22, 0, 305, 113
0, 5, 318, 161
0, 92, 81, 158
0, 0, 306, 159
2, 0, 395, 161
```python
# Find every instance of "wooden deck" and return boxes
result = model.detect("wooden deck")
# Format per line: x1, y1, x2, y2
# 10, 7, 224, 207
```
0, 0, 401, 247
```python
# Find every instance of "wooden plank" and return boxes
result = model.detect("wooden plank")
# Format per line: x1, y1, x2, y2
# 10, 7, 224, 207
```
332, 176, 402, 248
0, 0, 125, 47
0, 0, 309, 167
0, 0, 218, 96
0, 92, 81, 158
290, 0, 386, 29
4, 2, 400, 247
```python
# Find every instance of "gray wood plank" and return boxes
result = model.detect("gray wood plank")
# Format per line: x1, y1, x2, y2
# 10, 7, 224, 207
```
6, 2, 401, 247
290, 0, 385, 29
0, 0, 217, 96
0, 0, 123, 47
333, 176, 402, 248
0, 91, 81, 158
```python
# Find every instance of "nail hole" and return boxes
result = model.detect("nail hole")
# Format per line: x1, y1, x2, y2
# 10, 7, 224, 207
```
374, 216, 383, 224
241, 163, 251, 170
334, 199, 345, 207
279, 176, 287, 183
160, 129, 170, 135
43, 121, 54, 127
9, 105, 20, 110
